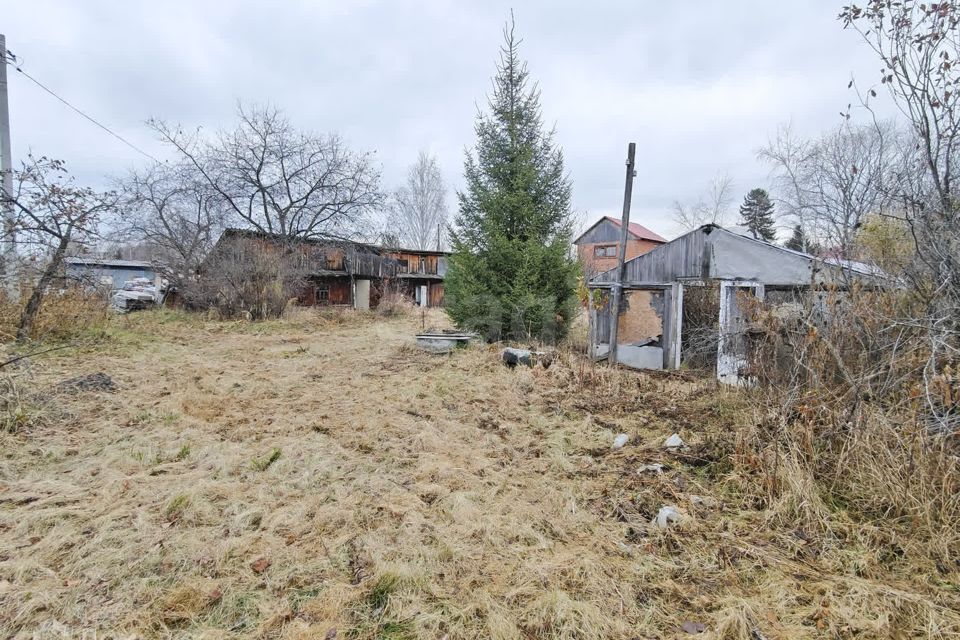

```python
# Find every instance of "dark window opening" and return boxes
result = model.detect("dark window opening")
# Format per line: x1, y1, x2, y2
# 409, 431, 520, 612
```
315, 286, 330, 303
595, 245, 617, 257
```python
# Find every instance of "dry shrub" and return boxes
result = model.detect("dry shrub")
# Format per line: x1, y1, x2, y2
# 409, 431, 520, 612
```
0, 287, 109, 342
183, 236, 307, 320
735, 286, 960, 565
376, 288, 415, 317
680, 284, 720, 369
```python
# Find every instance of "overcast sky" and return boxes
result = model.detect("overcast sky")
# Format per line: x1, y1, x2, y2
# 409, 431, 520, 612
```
4, 1, 891, 239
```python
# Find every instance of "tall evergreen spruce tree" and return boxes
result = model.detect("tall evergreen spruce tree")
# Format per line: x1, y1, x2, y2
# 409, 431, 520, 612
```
739, 188, 777, 242
445, 18, 578, 342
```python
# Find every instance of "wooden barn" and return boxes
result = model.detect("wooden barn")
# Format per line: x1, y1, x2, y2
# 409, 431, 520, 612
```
574, 216, 667, 277
201, 229, 449, 310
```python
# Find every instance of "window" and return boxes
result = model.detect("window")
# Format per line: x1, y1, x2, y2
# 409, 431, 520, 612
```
397, 259, 409, 273
315, 285, 330, 303
594, 245, 617, 257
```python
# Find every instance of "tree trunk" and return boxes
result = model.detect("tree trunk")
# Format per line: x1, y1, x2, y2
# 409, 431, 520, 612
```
17, 234, 70, 342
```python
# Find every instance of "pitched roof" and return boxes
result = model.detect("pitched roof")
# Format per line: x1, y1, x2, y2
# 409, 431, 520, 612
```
573, 216, 668, 244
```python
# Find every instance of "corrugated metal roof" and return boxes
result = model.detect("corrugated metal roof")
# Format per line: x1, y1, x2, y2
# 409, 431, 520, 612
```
65, 257, 155, 269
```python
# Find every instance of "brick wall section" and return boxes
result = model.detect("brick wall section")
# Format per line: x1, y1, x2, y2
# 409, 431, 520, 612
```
579, 238, 662, 278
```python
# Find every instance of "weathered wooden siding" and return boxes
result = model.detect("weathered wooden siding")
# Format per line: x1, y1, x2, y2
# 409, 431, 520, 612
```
577, 218, 622, 244
592, 227, 708, 284
429, 283, 445, 307
299, 277, 351, 305
709, 232, 814, 284
384, 251, 448, 276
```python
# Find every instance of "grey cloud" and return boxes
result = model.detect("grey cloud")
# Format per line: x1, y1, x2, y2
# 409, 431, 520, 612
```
5, 0, 892, 239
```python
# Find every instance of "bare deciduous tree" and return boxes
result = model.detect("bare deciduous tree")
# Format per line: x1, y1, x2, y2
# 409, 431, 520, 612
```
760, 122, 895, 256
386, 151, 449, 250
2, 156, 116, 341
148, 104, 383, 241
839, 2, 960, 431
671, 172, 734, 231
118, 161, 225, 286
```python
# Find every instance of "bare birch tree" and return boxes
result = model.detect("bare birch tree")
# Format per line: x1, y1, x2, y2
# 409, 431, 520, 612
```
148, 104, 383, 241
387, 151, 449, 250
760, 122, 895, 256
671, 172, 734, 231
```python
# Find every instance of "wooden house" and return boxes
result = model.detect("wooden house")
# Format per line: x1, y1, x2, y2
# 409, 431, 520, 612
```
573, 216, 667, 277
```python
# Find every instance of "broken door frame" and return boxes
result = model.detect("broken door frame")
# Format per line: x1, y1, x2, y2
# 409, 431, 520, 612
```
716, 280, 764, 385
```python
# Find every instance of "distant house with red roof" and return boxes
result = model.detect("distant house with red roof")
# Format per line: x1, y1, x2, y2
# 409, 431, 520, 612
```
573, 216, 667, 276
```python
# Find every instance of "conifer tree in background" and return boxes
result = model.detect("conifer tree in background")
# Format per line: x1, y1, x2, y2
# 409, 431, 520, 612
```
738, 188, 777, 242
784, 223, 808, 252
445, 16, 578, 342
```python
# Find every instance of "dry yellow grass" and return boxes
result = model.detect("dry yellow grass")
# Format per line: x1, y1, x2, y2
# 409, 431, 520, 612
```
0, 308, 957, 639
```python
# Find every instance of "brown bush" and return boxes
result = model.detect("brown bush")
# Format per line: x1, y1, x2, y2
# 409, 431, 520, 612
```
0, 286, 110, 342
182, 236, 308, 320
733, 286, 960, 563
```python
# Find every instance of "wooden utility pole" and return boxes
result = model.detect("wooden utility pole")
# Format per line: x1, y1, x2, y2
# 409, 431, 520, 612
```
0, 34, 15, 295
607, 142, 636, 365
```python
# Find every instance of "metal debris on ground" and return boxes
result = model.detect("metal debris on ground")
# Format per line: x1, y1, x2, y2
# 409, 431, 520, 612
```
501, 347, 554, 368
415, 331, 476, 353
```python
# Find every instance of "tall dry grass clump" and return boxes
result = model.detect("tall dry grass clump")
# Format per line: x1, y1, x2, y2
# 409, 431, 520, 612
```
375, 288, 415, 318
0, 287, 110, 342
736, 286, 960, 568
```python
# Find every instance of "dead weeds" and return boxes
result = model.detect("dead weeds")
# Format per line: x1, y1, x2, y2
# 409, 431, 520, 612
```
0, 308, 956, 639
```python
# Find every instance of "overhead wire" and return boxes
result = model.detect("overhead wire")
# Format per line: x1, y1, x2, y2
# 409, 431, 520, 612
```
4, 49, 160, 163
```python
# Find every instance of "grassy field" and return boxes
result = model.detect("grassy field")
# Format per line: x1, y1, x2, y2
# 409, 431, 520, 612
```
0, 308, 957, 639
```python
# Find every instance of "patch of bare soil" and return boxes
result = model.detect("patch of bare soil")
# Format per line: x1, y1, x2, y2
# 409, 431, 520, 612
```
0, 308, 956, 639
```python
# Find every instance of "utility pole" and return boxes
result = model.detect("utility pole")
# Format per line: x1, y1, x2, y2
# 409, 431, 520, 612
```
436, 223, 441, 252
0, 34, 15, 296
607, 142, 636, 365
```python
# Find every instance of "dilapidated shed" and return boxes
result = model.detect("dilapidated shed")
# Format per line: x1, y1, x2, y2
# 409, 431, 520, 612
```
587, 224, 882, 383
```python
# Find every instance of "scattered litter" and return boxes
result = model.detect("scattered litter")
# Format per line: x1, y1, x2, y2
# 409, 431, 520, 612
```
56, 372, 116, 394
612, 433, 629, 449
652, 505, 685, 529
663, 433, 686, 451
617, 541, 636, 556
637, 463, 666, 474
690, 495, 719, 509
681, 620, 707, 634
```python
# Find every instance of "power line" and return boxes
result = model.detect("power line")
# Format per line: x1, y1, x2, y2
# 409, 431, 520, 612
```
4, 50, 160, 163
